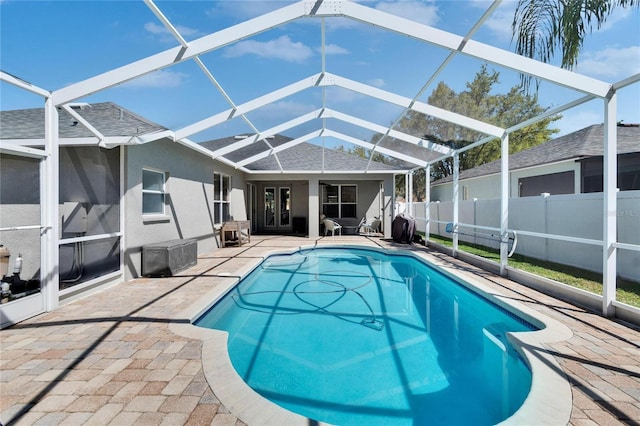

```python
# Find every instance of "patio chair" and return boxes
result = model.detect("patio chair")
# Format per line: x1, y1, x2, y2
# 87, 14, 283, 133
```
360, 217, 381, 236
323, 218, 343, 236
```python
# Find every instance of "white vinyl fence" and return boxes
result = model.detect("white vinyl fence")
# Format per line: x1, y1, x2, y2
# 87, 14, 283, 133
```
405, 191, 640, 282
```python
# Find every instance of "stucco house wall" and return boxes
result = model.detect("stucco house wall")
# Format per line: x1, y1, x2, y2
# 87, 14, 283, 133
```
248, 172, 394, 238
124, 138, 246, 280
431, 160, 581, 201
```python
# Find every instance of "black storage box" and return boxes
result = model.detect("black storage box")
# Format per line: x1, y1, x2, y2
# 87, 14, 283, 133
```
142, 239, 197, 277
292, 217, 307, 236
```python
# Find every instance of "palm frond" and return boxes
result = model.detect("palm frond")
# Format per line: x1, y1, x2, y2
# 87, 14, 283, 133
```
512, 0, 639, 90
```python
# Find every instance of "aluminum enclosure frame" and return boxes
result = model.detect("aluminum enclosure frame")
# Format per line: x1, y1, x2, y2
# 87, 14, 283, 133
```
2, 0, 638, 320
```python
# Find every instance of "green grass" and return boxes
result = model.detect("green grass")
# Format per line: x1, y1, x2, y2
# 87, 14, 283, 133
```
424, 233, 640, 308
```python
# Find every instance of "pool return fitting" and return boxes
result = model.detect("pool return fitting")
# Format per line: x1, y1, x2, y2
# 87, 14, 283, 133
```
445, 223, 518, 258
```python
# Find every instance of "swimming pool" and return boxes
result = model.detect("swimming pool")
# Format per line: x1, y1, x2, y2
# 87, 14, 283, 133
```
196, 247, 538, 425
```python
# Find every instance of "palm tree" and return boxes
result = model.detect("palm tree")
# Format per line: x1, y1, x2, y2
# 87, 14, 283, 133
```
512, 0, 638, 71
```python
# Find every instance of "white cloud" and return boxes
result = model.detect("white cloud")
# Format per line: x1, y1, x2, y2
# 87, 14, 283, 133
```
556, 109, 602, 136
599, 7, 632, 31
207, 1, 288, 20
576, 45, 640, 79
144, 22, 201, 42
144, 22, 169, 35
122, 70, 188, 89
468, 0, 517, 42
482, 8, 516, 42
375, 0, 439, 26
256, 100, 317, 119
324, 86, 366, 104
321, 43, 349, 55
367, 78, 385, 88
324, 16, 361, 31
223, 35, 313, 63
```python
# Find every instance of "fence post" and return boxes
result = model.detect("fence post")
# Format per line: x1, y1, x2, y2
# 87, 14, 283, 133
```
542, 192, 550, 262
473, 198, 478, 246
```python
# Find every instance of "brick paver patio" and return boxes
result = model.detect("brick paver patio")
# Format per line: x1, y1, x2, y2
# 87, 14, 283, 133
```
1, 236, 639, 425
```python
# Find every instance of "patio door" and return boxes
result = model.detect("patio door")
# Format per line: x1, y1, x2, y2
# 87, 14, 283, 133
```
246, 183, 257, 233
264, 186, 291, 232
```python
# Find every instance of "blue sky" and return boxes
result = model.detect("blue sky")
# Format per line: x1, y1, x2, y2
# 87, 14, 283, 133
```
1, 0, 639, 148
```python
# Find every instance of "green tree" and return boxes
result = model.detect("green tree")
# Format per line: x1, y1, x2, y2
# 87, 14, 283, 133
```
512, 0, 638, 70
393, 65, 559, 199
338, 67, 558, 201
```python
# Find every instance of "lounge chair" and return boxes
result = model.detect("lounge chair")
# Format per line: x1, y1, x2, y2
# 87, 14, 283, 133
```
323, 218, 343, 236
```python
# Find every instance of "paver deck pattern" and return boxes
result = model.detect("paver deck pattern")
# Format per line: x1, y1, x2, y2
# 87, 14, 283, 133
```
1, 236, 639, 425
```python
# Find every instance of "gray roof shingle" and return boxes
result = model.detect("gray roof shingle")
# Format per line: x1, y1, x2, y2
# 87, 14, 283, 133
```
1, 103, 402, 172
0, 102, 165, 139
200, 135, 401, 172
433, 124, 640, 183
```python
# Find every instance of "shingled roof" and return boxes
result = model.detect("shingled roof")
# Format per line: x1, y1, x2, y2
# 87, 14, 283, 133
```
1, 102, 400, 173
433, 123, 640, 184
200, 135, 399, 172
0, 102, 165, 139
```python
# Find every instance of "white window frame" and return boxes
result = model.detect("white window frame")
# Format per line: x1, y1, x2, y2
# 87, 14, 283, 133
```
213, 172, 231, 225
141, 168, 166, 216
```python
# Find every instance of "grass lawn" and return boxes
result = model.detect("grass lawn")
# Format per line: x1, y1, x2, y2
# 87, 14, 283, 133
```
425, 233, 640, 308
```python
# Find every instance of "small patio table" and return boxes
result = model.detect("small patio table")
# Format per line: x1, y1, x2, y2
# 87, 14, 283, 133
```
221, 220, 251, 247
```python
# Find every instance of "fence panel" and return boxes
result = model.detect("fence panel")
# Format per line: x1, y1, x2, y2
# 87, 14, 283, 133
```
407, 191, 639, 281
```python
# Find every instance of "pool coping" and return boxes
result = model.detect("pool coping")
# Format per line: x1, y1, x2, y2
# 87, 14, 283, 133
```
170, 241, 574, 426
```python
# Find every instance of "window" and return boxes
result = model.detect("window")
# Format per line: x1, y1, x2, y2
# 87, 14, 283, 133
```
322, 184, 357, 218
142, 169, 166, 215
213, 172, 231, 224
518, 171, 574, 197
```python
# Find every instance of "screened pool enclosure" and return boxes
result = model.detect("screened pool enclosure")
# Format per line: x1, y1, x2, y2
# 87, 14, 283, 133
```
1, 0, 638, 327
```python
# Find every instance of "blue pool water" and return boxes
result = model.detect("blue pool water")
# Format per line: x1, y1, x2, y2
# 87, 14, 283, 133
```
196, 247, 537, 425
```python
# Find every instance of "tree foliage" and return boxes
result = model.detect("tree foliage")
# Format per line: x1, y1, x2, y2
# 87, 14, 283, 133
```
402, 66, 558, 181
337, 66, 559, 201
512, 0, 638, 87
395, 66, 559, 200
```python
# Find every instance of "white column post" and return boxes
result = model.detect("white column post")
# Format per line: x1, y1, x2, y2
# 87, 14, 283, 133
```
392, 174, 397, 218
500, 133, 509, 276
602, 93, 618, 317
408, 171, 414, 217
384, 175, 394, 238
452, 153, 459, 256
120, 146, 127, 279
308, 177, 320, 238
42, 98, 60, 311
425, 165, 430, 244
404, 172, 409, 213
